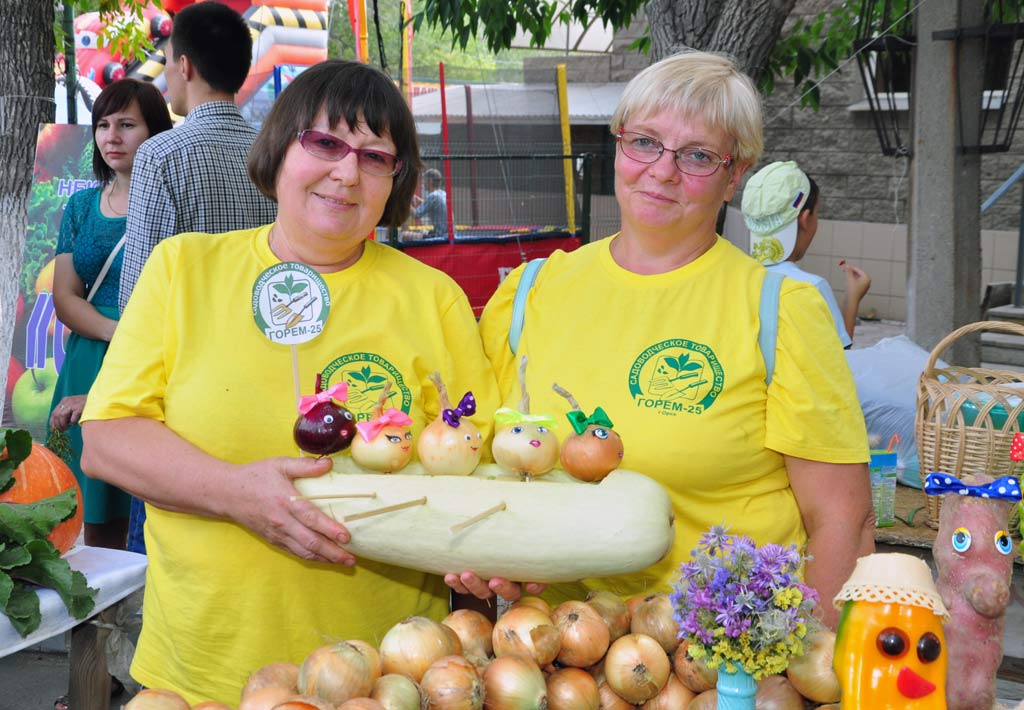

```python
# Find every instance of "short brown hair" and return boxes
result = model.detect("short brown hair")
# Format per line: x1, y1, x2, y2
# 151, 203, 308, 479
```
249, 60, 421, 227
91, 79, 173, 182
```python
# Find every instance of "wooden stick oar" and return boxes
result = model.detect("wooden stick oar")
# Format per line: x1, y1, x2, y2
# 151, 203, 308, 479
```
344, 497, 427, 522
450, 502, 507, 535
291, 492, 378, 502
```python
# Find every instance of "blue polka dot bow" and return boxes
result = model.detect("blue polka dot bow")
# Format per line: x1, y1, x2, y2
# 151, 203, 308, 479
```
923, 473, 1023, 502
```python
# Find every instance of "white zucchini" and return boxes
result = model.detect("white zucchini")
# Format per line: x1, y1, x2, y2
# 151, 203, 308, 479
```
294, 460, 675, 582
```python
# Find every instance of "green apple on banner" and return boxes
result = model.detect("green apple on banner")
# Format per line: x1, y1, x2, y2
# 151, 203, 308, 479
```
12, 358, 58, 434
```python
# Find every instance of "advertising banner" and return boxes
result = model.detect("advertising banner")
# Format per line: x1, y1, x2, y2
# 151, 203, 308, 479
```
4, 124, 95, 442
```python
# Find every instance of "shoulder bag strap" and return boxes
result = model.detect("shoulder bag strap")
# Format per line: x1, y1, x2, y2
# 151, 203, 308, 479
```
508, 257, 547, 354
85, 234, 127, 304
758, 269, 785, 385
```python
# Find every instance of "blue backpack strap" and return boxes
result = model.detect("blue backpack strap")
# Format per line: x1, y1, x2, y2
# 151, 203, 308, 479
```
509, 258, 547, 354
758, 270, 784, 385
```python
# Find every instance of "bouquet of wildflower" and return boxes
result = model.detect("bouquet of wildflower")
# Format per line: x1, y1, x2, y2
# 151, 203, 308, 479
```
670, 525, 819, 679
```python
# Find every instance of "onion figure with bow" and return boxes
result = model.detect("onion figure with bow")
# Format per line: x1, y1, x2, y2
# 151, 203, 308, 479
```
293, 377, 356, 456
351, 381, 414, 473
418, 372, 483, 476
492, 357, 560, 479
553, 382, 624, 482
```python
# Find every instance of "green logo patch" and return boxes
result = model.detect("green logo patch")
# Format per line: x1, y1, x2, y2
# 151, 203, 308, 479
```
628, 339, 724, 415
321, 353, 412, 421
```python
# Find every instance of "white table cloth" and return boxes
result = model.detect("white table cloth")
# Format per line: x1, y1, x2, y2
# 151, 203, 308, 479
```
0, 546, 147, 658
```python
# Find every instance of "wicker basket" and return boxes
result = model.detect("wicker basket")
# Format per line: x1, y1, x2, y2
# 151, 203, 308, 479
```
915, 320, 1024, 528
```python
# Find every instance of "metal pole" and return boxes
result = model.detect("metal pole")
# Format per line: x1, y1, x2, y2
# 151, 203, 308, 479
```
465, 84, 479, 225
580, 153, 592, 244
63, 4, 77, 124
1016, 183, 1024, 306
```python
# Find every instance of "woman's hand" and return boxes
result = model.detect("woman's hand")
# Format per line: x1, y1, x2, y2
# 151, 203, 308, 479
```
228, 456, 357, 566
444, 571, 546, 602
50, 395, 88, 431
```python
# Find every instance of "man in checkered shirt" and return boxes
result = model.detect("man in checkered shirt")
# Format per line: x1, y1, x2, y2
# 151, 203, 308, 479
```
119, 2, 276, 554
118, 1, 277, 314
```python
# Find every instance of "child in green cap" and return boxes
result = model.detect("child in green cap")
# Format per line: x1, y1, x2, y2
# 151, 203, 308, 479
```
743, 160, 871, 347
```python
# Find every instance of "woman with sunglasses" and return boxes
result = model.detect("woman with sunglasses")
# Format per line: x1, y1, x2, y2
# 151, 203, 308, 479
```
79, 60, 498, 705
464, 51, 873, 629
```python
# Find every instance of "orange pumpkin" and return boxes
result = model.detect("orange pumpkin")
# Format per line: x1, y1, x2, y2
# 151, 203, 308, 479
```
0, 442, 83, 554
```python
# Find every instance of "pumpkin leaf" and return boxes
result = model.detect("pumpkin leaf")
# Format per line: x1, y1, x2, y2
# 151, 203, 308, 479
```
0, 577, 41, 636
10, 539, 97, 621
0, 429, 33, 494
0, 489, 78, 544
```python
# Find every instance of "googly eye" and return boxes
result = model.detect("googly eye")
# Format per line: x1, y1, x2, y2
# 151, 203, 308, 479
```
387, 435, 402, 444
536, 426, 549, 434
592, 428, 610, 440
995, 530, 1014, 555
951, 527, 972, 552
464, 434, 472, 441
917, 632, 942, 663
511, 426, 524, 434
476, 432, 482, 440
323, 414, 334, 424
876, 628, 909, 658
343, 410, 353, 420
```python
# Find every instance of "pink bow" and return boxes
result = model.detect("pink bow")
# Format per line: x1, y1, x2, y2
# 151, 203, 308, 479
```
298, 382, 349, 415
356, 408, 413, 442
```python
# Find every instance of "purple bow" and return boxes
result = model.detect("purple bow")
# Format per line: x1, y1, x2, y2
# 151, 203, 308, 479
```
924, 473, 1022, 502
442, 391, 476, 428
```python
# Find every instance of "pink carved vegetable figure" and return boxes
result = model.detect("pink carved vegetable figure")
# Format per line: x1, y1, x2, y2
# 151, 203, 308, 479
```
293, 379, 356, 456
492, 357, 559, 479
924, 471, 1022, 710
552, 383, 623, 482
417, 372, 482, 476
351, 382, 414, 473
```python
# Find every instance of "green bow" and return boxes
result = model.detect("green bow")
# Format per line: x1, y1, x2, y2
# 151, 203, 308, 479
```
493, 407, 558, 429
566, 407, 614, 435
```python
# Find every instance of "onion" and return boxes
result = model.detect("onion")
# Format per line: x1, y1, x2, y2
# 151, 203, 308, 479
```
421, 655, 485, 710
348, 638, 384, 680
624, 595, 647, 618
551, 600, 610, 668
587, 657, 606, 685
512, 596, 553, 616
381, 616, 459, 682
337, 700, 387, 710
273, 698, 336, 710
597, 681, 635, 710
629, 595, 679, 655
441, 622, 466, 657
585, 591, 631, 642
192, 703, 232, 710
493, 604, 561, 667
687, 690, 715, 710
672, 641, 716, 694
482, 655, 547, 710
784, 629, 840, 703
239, 686, 295, 710
371, 673, 424, 710
123, 689, 191, 710
603, 634, 670, 705
243, 662, 301, 698
639, 674, 694, 710
299, 641, 378, 705
546, 668, 600, 710
443, 609, 495, 662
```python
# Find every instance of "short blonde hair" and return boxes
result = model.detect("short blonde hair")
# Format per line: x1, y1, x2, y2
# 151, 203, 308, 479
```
611, 51, 764, 166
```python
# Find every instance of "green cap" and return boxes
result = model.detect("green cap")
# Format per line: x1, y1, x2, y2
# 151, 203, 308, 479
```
742, 161, 810, 265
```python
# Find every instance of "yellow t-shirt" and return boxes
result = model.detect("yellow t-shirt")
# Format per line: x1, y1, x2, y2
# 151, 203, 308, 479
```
479, 236, 868, 603
82, 227, 499, 705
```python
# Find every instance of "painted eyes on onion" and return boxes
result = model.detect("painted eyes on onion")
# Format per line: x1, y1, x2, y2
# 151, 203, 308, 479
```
386, 435, 402, 444
404, 432, 413, 441
917, 632, 942, 663
876, 627, 909, 658
592, 428, 610, 440
995, 530, 1014, 555
536, 426, 549, 434
951, 527, 972, 552
511, 426, 524, 435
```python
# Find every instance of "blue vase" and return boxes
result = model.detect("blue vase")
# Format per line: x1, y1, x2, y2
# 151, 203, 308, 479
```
716, 665, 757, 710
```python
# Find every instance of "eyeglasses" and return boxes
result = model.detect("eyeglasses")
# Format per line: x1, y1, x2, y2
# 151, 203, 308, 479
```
296, 129, 403, 177
616, 130, 733, 177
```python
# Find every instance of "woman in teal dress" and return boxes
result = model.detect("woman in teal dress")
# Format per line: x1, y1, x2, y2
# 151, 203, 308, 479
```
48, 79, 172, 549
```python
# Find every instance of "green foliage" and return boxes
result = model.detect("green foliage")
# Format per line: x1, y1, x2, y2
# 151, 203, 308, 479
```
54, 0, 161, 63
0, 428, 98, 637
763, 5, 859, 109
